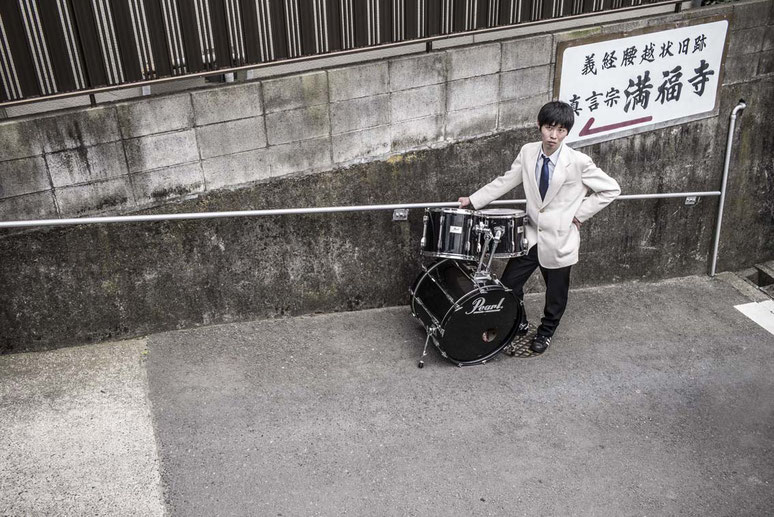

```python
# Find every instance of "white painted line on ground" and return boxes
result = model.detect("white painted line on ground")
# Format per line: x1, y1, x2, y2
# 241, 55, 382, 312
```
735, 300, 774, 336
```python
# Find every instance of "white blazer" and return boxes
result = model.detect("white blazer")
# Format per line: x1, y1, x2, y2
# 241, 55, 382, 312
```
469, 141, 620, 269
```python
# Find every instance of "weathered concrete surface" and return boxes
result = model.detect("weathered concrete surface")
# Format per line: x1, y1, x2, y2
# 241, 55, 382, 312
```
0, 339, 164, 515
3, 0, 770, 222
1, 274, 772, 515
145, 275, 774, 516
0, 0, 772, 352
2, 94, 773, 353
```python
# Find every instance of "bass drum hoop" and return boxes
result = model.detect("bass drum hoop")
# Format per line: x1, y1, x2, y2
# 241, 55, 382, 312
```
431, 325, 518, 366
475, 208, 526, 217
433, 207, 476, 215
421, 250, 477, 261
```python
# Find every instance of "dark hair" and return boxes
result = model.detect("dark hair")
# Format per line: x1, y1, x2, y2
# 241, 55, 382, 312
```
537, 101, 574, 132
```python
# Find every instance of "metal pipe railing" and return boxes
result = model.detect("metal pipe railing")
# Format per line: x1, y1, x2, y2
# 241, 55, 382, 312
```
0, 191, 720, 229
710, 100, 747, 277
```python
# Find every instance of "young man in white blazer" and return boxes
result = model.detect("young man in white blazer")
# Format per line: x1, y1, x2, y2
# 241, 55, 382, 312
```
458, 101, 620, 354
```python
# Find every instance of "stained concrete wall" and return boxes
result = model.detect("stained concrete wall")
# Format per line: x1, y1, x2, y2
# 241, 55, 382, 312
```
0, 34, 554, 221
1, 0, 772, 353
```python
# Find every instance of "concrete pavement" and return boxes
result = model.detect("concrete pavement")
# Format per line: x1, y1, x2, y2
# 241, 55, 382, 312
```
2, 273, 773, 516
0, 339, 164, 515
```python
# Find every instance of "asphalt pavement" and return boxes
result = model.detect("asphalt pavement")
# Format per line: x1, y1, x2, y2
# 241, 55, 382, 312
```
2, 272, 773, 516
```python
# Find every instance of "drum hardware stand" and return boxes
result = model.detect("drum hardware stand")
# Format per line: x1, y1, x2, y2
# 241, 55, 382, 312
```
484, 227, 504, 277
418, 326, 436, 368
473, 224, 492, 281
418, 327, 456, 368
473, 226, 503, 283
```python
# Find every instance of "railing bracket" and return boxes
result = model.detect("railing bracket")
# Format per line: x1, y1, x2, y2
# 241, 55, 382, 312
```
393, 209, 409, 221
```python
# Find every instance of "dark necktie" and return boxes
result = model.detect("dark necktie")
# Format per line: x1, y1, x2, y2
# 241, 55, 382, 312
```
539, 155, 550, 200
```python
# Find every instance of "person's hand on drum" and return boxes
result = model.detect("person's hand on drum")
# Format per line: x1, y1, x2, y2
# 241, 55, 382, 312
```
458, 197, 471, 208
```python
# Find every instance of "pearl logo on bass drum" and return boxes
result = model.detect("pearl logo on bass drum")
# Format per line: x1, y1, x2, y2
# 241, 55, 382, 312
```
465, 297, 505, 315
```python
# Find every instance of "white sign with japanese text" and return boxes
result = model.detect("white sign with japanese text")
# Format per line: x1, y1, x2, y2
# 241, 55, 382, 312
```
557, 20, 729, 144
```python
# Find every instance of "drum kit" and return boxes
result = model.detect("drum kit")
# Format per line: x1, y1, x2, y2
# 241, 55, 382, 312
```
409, 207, 529, 368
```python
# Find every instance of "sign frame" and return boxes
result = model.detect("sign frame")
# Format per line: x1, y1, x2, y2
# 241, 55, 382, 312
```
553, 14, 732, 147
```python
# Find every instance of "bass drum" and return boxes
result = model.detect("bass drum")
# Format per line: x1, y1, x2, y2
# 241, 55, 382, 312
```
410, 259, 521, 366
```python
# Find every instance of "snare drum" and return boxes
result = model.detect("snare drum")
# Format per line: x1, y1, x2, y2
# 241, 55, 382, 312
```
474, 208, 528, 258
421, 207, 477, 261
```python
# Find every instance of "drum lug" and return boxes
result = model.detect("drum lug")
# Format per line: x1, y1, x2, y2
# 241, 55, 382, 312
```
437, 214, 445, 252
426, 324, 444, 338
420, 214, 428, 249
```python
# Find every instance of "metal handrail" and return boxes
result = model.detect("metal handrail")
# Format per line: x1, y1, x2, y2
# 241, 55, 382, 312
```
710, 100, 746, 277
0, 191, 719, 229
0, 0, 683, 109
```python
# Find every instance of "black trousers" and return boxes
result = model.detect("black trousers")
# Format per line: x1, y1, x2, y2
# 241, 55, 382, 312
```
500, 245, 571, 338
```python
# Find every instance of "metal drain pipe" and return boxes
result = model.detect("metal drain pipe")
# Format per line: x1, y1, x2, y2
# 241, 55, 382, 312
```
710, 100, 747, 277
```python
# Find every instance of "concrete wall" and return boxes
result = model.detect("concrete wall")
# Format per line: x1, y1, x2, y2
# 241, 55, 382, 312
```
0, 25, 558, 220
1, 0, 772, 353
3, 4, 769, 222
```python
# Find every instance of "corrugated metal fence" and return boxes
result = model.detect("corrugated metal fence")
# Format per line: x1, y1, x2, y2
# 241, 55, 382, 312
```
0, 0, 669, 105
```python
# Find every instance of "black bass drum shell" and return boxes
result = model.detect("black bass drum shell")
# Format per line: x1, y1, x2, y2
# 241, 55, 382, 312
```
410, 260, 521, 365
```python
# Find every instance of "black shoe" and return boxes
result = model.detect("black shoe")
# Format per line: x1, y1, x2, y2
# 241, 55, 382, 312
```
515, 321, 529, 335
530, 334, 551, 354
